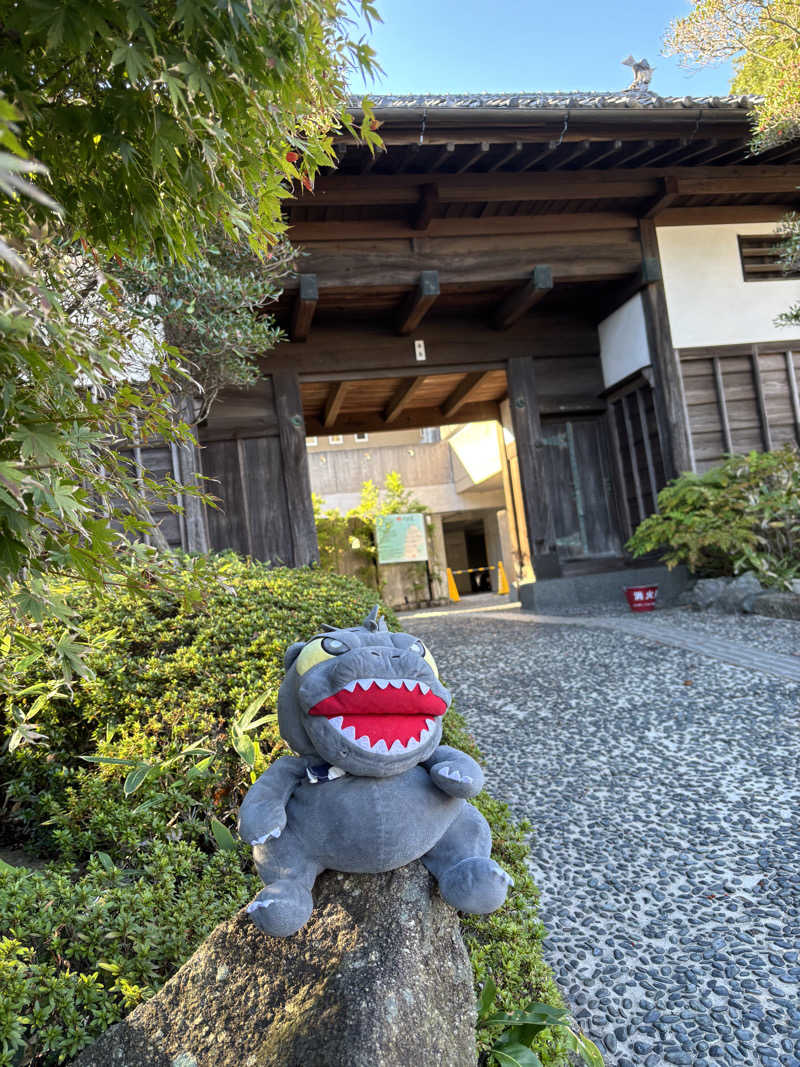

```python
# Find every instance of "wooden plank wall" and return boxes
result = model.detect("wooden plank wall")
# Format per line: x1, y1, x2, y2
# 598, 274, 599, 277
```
679, 342, 800, 471
199, 374, 318, 566
117, 444, 185, 549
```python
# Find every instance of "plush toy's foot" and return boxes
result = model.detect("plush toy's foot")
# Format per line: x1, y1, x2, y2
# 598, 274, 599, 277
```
437, 857, 513, 914
245, 879, 314, 936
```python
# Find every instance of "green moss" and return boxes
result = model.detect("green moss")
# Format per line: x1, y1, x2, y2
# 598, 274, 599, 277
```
1, 555, 564, 1066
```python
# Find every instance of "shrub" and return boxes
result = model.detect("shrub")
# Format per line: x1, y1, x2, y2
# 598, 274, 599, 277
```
626, 445, 800, 589
0, 554, 564, 1066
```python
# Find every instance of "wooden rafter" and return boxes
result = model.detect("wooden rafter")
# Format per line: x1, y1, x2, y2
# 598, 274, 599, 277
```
384, 376, 429, 423
493, 266, 553, 330
588, 139, 622, 166
396, 271, 440, 335
456, 142, 491, 174
519, 141, 559, 171
429, 143, 456, 171
322, 381, 349, 429
546, 140, 592, 171
487, 141, 523, 172
441, 371, 492, 419
290, 274, 318, 342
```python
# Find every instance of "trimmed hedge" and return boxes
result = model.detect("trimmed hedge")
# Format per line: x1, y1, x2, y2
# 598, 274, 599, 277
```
1, 555, 562, 1066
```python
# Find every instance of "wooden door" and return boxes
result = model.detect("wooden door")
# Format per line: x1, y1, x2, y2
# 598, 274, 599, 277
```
541, 418, 622, 560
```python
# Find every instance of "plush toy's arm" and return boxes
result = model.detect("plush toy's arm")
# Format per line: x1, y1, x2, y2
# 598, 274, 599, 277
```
237, 755, 308, 846
423, 744, 484, 799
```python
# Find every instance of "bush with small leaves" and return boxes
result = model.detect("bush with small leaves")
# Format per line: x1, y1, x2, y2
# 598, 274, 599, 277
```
1, 554, 564, 1066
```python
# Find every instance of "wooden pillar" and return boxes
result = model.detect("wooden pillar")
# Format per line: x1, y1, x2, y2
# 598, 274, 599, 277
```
506, 357, 562, 580
638, 219, 694, 477
272, 371, 319, 566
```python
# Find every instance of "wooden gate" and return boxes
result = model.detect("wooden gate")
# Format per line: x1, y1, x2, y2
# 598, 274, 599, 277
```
540, 417, 622, 561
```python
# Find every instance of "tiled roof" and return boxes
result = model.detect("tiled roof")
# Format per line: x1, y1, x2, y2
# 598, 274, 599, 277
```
354, 92, 757, 111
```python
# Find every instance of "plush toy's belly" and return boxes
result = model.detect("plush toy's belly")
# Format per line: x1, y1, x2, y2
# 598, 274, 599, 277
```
286, 765, 462, 873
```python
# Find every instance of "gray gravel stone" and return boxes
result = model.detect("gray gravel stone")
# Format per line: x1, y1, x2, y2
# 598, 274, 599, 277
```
407, 608, 800, 1067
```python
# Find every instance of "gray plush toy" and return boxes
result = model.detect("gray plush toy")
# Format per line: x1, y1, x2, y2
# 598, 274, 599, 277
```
238, 606, 513, 936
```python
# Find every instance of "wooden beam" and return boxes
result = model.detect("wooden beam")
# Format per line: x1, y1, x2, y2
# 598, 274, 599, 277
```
441, 371, 492, 419
643, 176, 681, 219
493, 266, 553, 330
638, 219, 694, 477
635, 387, 660, 509
487, 141, 524, 172
621, 393, 646, 522
658, 205, 790, 227
384, 376, 431, 423
291, 166, 800, 209
290, 274, 318, 342
304, 400, 502, 437
456, 142, 491, 174
281, 241, 639, 293
265, 318, 602, 379
322, 380, 349, 429
287, 211, 639, 242
606, 403, 633, 541
411, 182, 439, 230
506, 356, 561, 579
786, 351, 800, 446
751, 347, 773, 451
712, 356, 733, 453
395, 270, 440, 335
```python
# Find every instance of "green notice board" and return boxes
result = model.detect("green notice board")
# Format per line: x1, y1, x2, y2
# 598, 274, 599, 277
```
375, 513, 429, 565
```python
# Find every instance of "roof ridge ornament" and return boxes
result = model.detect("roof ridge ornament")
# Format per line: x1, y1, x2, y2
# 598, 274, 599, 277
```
622, 55, 654, 91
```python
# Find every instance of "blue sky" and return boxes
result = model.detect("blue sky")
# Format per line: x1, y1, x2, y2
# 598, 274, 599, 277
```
351, 0, 735, 99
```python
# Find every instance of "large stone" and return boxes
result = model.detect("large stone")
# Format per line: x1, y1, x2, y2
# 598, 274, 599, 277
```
717, 572, 765, 614
749, 592, 800, 620
689, 577, 731, 611
70, 862, 476, 1067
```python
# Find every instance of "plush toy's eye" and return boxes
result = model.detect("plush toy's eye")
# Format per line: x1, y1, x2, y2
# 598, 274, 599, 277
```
294, 635, 350, 675
321, 637, 347, 655
409, 639, 439, 678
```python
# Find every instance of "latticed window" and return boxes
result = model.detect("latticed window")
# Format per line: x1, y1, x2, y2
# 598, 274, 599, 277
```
738, 235, 800, 282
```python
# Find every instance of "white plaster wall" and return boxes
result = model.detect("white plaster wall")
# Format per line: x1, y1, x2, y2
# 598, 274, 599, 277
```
656, 222, 800, 349
598, 294, 650, 389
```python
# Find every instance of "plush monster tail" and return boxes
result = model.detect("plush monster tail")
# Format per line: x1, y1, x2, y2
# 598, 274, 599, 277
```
362, 604, 388, 632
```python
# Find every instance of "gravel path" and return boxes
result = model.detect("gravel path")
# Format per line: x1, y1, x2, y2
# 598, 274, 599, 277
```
406, 610, 800, 1067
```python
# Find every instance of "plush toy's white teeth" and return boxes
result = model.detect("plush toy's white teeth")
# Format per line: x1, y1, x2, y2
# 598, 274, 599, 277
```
329, 716, 344, 730
389, 739, 405, 754
419, 727, 430, 742
341, 724, 357, 741
426, 718, 436, 730
372, 738, 389, 754
356, 735, 371, 749
338, 677, 433, 695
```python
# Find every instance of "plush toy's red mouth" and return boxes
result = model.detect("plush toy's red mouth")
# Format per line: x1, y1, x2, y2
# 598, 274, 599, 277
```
308, 678, 446, 754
